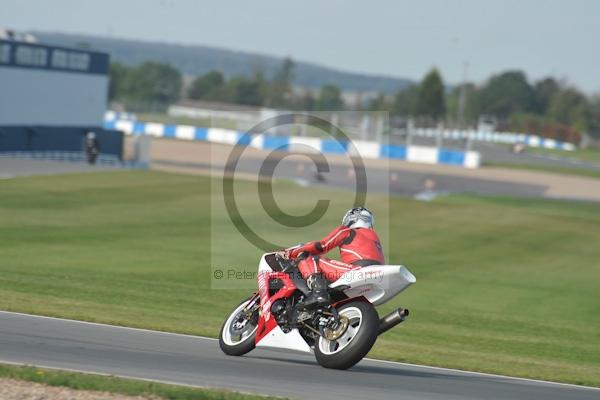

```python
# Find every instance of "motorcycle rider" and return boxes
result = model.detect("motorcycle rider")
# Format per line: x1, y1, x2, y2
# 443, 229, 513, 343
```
83, 131, 100, 165
284, 207, 384, 308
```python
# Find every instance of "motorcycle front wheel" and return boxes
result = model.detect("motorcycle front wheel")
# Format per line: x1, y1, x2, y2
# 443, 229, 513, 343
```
314, 301, 379, 369
219, 295, 259, 356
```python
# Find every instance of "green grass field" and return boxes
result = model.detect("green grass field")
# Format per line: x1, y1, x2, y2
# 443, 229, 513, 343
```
483, 162, 600, 179
0, 171, 599, 386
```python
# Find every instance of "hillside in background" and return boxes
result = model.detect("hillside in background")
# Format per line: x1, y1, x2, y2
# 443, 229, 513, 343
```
34, 32, 412, 94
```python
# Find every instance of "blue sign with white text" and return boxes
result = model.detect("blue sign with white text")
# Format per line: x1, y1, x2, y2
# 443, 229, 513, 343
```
0, 40, 109, 75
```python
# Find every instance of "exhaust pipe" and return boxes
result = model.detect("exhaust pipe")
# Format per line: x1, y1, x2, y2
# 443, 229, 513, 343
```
378, 308, 409, 335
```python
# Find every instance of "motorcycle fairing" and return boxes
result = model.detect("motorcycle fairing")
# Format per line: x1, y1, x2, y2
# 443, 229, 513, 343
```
256, 324, 312, 353
255, 268, 312, 353
329, 265, 416, 306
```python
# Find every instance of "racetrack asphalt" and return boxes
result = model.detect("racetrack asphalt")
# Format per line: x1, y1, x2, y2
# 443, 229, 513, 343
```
1, 311, 597, 400
153, 157, 549, 199
147, 137, 600, 202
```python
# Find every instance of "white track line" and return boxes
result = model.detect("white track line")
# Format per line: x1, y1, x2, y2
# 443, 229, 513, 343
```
0, 310, 218, 341
362, 358, 599, 391
1, 310, 598, 391
0, 360, 207, 389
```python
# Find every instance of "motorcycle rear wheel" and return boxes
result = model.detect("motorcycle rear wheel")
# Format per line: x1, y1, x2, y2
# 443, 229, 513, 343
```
314, 301, 379, 369
219, 296, 259, 356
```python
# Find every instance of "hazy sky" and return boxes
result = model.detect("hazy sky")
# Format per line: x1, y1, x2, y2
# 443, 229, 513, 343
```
2, 0, 599, 92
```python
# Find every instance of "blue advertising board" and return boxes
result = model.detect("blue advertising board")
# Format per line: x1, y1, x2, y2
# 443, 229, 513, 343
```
0, 40, 109, 75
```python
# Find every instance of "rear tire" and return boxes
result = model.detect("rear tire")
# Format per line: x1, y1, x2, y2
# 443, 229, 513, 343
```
219, 296, 259, 356
314, 301, 379, 370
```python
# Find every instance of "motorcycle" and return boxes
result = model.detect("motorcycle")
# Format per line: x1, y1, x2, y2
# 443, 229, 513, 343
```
219, 251, 416, 369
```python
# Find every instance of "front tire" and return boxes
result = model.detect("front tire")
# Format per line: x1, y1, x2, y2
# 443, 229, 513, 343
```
219, 296, 259, 356
314, 301, 379, 369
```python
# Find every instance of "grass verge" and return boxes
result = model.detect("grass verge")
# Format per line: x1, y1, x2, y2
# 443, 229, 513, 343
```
0, 363, 282, 399
527, 147, 600, 164
484, 162, 600, 179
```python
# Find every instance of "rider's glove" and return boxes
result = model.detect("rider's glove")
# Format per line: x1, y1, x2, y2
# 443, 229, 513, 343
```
287, 247, 304, 259
282, 243, 310, 260
284, 249, 295, 260
276, 250, 291, 260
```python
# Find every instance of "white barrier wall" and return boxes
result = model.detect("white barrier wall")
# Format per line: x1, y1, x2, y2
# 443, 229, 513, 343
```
407, 146, 438, 164
105, 117, 482, 169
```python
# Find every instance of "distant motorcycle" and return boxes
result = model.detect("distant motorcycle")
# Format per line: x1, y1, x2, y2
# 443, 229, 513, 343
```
219, 251, 416, 369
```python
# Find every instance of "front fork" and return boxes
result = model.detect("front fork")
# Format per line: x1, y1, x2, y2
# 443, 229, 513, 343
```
241, 292, 260, 319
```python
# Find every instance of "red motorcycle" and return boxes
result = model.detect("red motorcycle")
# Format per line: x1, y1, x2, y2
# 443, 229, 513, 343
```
219, 252, 416, 369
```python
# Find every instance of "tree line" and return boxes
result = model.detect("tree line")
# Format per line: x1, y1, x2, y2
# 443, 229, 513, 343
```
388, 69, 599, 141
108, 59, 600, 140
109, 57, 344, 112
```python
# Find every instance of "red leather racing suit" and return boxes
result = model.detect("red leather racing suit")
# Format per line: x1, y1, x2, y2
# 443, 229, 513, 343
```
288, 225, 385, 282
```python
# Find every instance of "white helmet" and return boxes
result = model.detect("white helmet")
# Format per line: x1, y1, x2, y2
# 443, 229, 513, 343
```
342, 207, 374, 229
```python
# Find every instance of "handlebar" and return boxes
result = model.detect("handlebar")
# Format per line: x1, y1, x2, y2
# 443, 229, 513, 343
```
275, 250, 308, 272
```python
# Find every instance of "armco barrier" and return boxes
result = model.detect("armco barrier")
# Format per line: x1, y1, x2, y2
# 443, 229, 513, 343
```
105, 119, 481, 168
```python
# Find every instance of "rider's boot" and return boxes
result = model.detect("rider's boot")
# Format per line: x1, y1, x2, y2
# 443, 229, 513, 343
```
301, 273, 330, 309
